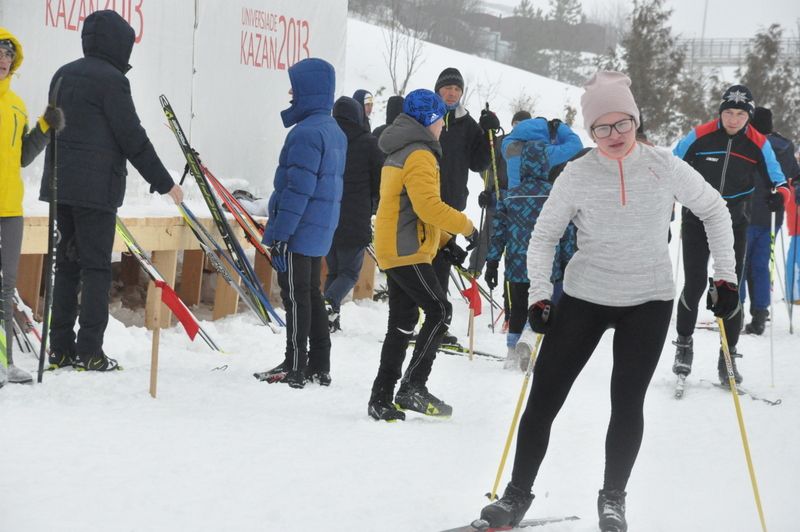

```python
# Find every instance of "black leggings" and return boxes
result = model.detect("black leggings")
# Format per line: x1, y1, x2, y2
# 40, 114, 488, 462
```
510, 293, 673, 492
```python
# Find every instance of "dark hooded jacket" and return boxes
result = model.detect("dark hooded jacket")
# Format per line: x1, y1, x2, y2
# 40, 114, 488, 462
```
40, 10, 174, 212
352, 89, 373, 132
372, 95, 404, 140
331, 97, 384, 248
262, 58, 347, 257
439, 104, 491, 211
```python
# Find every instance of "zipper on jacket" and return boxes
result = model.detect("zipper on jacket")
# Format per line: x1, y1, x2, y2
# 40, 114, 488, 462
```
718, 138, 733, 196
12, 114, 18, 147
617, 159, 627, 206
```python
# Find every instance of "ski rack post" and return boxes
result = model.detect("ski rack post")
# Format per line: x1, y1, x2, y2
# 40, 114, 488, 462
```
488, 333, 543, 501
148, 284, 161, 399
37, 76, 63, 383
717, 317, 768, 532
159, 94, 281, 329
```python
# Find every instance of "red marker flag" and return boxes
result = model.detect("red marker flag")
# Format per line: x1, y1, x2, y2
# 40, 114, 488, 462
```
155, 280, 200, 340
461, 278, 482, 317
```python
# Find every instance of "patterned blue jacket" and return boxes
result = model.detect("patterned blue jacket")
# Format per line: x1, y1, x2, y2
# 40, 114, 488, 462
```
487, 140, 577, 284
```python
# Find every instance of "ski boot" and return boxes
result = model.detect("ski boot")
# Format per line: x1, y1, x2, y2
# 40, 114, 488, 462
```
441, 332, 458, 346
672, 335, 693, 376
598, 488, 627, 532
477, 483, 534, 528
395, 382, 452, 417
368, 386, 405, 422
305, 367, 332, 386
325, 299, 341, 333
718, 346, 743, 386
75, 352, 120, 372
48, 350, 77, 370
744, 309, 768, 335
253, 362, 288, 383
6, 364, 33, 384
284, 369, 306, 389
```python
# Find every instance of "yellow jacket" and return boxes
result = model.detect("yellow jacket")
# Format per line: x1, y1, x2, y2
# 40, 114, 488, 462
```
374, 114, 473, 270
0, 28, 50, 217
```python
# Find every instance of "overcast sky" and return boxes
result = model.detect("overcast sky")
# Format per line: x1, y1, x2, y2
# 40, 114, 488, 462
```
484, 0, 799, 40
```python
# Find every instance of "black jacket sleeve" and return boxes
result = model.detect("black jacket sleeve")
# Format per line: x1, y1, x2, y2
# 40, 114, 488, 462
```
20, 123, 50, 168
103, 76, 174, 194
367, 136, 384, 214
468, 117, 491, 173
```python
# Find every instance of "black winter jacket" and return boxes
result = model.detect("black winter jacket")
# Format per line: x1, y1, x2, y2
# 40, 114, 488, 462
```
438, 105, 491, 211
372, 95, 404, 140
332, 116, 384, 248
40, 10, 174, 212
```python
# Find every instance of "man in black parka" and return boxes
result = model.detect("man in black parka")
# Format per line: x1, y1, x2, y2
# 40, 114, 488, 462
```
372, 95, 404, 140
41, 10, 183, 371
323, 96, 384, 332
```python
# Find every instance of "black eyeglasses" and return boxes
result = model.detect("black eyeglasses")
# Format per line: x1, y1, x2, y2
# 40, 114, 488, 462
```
591, 118, 635, 139
0, 49, 15, 60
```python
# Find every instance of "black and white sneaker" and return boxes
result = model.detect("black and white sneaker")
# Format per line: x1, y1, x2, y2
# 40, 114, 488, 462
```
395, 383, 452, 417
598, 489, 627, 532
368, 388, 405, 422
75, 353, 120, 372
305, 369, 331, 386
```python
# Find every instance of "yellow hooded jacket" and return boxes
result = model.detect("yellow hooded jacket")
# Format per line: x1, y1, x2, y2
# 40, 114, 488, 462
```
0, 28, 50, 217
374, 114, 473, 270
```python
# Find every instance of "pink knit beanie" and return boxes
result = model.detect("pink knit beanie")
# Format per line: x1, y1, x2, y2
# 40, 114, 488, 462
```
581, 71, 640, 136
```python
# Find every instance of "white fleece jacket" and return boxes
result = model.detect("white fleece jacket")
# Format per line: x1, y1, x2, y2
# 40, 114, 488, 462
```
527, 143, 737, 307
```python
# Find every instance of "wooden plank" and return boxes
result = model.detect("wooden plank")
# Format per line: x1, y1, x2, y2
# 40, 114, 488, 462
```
213, 253, 240, 320
146, 250, 178, 329
16, 254, 44, 316
178, 249, 204, 306
352, 253, 376, 301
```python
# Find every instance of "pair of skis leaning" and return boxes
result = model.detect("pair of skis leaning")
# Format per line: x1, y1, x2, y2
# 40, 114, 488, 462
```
160, 94, 283, 332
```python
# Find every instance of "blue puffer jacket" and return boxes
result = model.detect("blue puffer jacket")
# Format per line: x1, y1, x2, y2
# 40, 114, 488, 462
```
501, 118, 583, 189
487, 140, 576, 284
262, 58, 347, 257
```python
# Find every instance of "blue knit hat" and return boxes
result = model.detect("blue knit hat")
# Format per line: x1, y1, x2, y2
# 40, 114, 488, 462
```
403, 89, 446, 127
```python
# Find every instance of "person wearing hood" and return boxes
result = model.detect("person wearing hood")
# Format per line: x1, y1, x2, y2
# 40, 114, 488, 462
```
40, 10, 182, 373
368, 88, 476, 422
484, 139, 578, 371
432, 67, 493, 341
477, 71, 737, 532
0, 29, 64, 387
352, 89, 374, 132
259, 58, 346, 389
372, 95, 404, 140
671, 85, 790, 385
323, 96, 384, 333
740, 106, 800, 334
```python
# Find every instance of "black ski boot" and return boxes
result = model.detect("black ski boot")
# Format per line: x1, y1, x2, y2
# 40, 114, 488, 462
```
672, 335, 693, 376
304, 368, 332, 386
598, 489, 627, 532
441, 332, 458, 345
284, 369, 306, 389
254, 362, 288, 383
744, 309, 768, 335
478, 483, 534, 528
368, 386, 405, 422
718, 346, 743, 386
48, 350, 76, 370
75, 352, 120, 371
395, 382, 453, 417
325, 299, 341, 333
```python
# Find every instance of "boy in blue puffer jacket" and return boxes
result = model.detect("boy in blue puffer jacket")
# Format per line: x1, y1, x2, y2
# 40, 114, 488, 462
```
484, 140, 579, 370
259, 58, 347, 389
502, 117, 583, 189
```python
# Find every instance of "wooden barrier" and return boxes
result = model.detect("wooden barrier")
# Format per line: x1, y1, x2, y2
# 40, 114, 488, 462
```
17, 215, 375, 327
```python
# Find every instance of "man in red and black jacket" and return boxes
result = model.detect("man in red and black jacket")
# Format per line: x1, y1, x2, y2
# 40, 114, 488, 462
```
671, 84, 790, 386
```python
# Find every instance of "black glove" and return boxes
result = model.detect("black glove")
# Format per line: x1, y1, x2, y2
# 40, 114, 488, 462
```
441, 239, 467, 267
766, 191, 784, 212
478, 190, 493, 208
43, 105, 65, 133
706, 278, 741, 319
479, 109, 500, 131
484, 260, 499, 289
270, 241, 289, 273
465, 228, 479, 251
528, 299, 553, 334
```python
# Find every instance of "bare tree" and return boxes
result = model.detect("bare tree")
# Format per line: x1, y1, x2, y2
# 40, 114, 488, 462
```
382, 1, 426, 96
508, 90, 538, 116
463, 73, 502, 110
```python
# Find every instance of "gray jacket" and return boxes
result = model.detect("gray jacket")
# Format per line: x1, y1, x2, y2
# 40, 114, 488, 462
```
527, 143, 737, 306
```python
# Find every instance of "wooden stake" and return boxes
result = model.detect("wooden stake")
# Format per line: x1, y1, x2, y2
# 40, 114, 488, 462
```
149, 327, 160, 399
468, 308, 475, 361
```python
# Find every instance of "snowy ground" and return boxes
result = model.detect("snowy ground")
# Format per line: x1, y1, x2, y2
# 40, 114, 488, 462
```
1, 260, 798, 532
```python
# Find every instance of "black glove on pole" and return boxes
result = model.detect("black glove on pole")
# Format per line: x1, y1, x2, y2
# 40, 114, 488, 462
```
706, 277, 741, 320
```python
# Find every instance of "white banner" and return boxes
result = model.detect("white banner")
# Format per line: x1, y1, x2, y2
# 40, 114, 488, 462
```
1, 0, 347, 203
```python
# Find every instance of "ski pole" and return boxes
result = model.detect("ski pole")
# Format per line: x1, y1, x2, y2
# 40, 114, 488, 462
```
717, 316, 768, 532
488, 333, 544, 501
769, 213, 775, 387
485, 103, 501, 203
489, 286, 495, 333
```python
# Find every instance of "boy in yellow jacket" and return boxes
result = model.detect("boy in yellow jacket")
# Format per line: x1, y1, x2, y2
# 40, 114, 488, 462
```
369, 89, 477, 421
0, 29, 63, 387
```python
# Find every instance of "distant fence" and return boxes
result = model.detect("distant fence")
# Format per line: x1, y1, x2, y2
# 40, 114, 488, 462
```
679, 38, 800, 69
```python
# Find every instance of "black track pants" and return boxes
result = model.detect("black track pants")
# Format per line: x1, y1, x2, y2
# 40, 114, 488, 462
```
676, 215, 747, 347
510, 293, 673, 492
276, 253, 331, 373
372, 263, 449, 393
